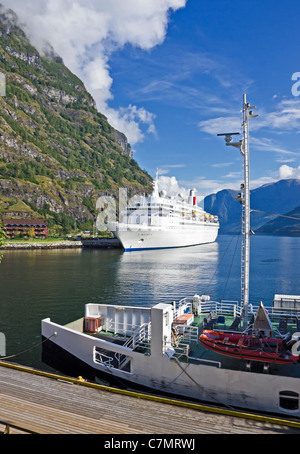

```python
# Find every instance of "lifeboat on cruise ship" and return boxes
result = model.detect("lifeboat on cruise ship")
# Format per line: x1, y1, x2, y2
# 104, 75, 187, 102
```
199, 303, 300, 365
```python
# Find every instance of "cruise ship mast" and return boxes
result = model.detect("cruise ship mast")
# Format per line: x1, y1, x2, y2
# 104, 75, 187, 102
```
218, 94, 258, 328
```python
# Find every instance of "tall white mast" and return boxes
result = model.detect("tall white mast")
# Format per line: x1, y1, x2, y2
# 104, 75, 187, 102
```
218, 94, 258, 328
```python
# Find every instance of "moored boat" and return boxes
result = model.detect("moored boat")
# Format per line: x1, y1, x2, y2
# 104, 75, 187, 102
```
41, 95, 300, 418
108, 172, 219, 251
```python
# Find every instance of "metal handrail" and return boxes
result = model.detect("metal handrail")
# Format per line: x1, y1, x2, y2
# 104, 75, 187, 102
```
114, 323, 151, 369
177, 297, 300, 320
94, 349, 113, 366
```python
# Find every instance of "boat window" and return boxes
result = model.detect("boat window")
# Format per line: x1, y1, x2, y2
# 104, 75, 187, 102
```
279, 391, 299, 411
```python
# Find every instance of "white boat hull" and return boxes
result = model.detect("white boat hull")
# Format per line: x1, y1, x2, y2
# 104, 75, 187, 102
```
41, 311, 300, 418
112, 222, 219, 251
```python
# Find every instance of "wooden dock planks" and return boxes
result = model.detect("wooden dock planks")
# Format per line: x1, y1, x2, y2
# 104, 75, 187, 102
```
0, 363, 299, 434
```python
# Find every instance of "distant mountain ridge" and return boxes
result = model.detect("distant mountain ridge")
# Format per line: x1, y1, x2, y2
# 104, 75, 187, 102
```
256, 204, 300, 236
0, 5, 152, 233
204, 179, 300, 235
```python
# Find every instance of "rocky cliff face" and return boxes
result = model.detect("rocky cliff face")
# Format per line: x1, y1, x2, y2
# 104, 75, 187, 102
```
0, 5, 151, 232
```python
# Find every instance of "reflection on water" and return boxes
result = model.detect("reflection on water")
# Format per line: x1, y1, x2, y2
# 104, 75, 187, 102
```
0, 234, 300, 369
250, 235, 300, 301
116, 242, 220, 305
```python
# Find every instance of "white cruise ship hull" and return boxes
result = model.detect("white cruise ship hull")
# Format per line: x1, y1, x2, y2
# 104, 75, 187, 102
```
112, 222, 219, 251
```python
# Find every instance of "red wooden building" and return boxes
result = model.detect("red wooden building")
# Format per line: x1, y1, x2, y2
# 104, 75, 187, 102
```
3, 218, 49, 238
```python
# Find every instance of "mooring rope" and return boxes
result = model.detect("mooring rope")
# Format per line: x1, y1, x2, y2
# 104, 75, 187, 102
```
203, 233, 237, 295
171, 356, 236, 410
0, 333, 56, 360
221, 233, 241, 301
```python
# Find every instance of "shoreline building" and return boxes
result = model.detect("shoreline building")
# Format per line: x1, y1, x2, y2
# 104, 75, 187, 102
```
3, 218, 48, 238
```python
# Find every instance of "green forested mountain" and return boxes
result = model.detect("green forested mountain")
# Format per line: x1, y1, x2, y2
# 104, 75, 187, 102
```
0, 6, 152, 233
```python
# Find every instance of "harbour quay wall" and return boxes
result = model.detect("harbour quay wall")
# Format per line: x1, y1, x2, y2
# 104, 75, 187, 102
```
81, 238, 121, 248
2, 241, 83, 250
1, 238, 121, 250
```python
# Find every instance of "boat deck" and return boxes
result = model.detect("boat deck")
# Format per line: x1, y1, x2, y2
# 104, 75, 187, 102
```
87, 310, 300, 378
180, 314, 300, 377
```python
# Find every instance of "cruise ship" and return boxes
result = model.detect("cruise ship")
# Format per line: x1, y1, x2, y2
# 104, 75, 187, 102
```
109, 175, 219, 251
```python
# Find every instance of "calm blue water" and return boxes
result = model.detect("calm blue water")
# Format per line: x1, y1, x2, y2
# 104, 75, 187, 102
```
0, 234, 299, 370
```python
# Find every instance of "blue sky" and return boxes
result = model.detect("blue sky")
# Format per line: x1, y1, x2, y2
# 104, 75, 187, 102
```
5, 0, 300, 202
108, 0, 300, 199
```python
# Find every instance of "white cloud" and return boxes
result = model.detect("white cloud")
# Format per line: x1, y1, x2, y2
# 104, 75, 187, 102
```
158, 164, 186, 174
199, 98, 300, 138
249, 176, 277, 188
157, 166, 294, 204
212, 162, 233, 168
224, 171, 241, 179
106, 104, 157, 145
157, 175, 190, 199
179, 176, 227, 201
135, 50, 253, 114
258, 99, 300, 131
198, 116, 242, 136
158, 164, 300, 206
250, 137, 298, 156
276, 158, 296, 163
157, 172, 227, 203
278, 164, 300, 179
3, 0, 186, 144
156, 174, 219, 205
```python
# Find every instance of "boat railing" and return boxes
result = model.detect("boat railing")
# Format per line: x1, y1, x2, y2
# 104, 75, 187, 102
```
201, 303, 300, 324
114, 322, 152, 369
193, 300, 242, 317
176, 295, 300, 319
105, 319, 150, 339
93, 348, 113, 367
173, 298, 192, 320
174, 297, 300, 328
114, 351, 131, 371
122, 322, 151, 350
208, 300, 242, 316
246, 304, 300, 321
175, 297, 243, 318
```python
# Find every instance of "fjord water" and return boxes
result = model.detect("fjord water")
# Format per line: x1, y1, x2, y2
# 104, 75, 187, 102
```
0, 234, 300, 371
